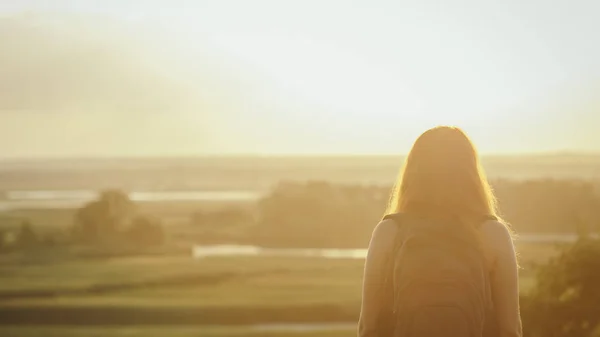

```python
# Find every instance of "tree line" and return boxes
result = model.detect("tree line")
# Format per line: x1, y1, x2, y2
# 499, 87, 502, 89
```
241, 179, 600, 248
3, 178, 598, 251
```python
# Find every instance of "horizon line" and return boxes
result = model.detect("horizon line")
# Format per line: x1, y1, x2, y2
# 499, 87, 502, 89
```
1, 150, 599, 162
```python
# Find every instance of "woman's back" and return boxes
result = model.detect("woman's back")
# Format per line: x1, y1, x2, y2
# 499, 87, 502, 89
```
358, 126, 522, 337
358, 218, 522, 337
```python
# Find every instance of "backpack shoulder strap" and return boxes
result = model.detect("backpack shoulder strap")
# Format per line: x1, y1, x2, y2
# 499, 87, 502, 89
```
380, 213, 410, 279
382, 212, 406, 225
477, 214, 499, 228
376, 213, 406, 332
382, 212, 407, 248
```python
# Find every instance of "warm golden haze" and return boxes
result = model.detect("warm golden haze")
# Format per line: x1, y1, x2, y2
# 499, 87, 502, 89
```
0, 1, 599, 336
0, 1, 600, 157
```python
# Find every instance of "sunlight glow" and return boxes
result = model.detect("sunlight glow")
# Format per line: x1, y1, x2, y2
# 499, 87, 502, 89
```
213, 34, 423, 116
1, 1, 599, 157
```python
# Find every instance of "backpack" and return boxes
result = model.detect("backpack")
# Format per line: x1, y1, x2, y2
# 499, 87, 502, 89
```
381, 213, 497, 337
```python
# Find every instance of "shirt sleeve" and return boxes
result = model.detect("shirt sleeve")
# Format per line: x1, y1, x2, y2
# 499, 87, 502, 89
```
487, 222, 523, 337
358, 220, 398, 337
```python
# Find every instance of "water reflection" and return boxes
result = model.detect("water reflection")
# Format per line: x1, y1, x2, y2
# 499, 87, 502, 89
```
0, 190, 259, 210
193, 245, 368, 259
193, 233, 599, 259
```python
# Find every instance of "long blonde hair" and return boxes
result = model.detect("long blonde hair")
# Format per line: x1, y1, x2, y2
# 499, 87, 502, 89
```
386, 126, 499, 226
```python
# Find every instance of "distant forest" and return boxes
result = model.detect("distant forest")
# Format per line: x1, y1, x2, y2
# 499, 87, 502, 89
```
193, 179, 600, 248
1, 178, 598, 251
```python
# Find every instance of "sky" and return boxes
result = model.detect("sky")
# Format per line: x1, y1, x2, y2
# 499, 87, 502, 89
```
0, 0, 599, 158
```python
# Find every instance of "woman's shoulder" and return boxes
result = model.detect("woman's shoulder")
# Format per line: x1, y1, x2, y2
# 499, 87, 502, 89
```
480, 219, 517, 256
374, 218, 399, 235
369, 218, 400, 250
480, 219, 513, 240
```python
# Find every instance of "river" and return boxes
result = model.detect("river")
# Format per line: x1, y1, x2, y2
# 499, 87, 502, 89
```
193, 233, 598, 259
0, 190, 260, 210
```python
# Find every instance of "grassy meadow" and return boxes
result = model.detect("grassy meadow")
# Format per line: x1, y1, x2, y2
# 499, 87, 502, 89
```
0, 240, 557, 337
0, 326, 355, 337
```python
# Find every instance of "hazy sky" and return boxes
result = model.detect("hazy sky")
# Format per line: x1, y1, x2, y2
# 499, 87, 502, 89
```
1, 0, 599, 157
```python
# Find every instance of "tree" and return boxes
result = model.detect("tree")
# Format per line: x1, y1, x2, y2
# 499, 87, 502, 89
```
16, 220, 38, 248
493, 179, 600, 234
125, 216, 165, 246
0, 229, 6, 252
73, 189, 136, 243
523, 238, 600, 337
253, 181, 387, 248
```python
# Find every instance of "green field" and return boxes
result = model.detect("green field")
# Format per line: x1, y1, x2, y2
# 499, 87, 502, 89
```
0, 241, 553, 334
0, 326, 354, 337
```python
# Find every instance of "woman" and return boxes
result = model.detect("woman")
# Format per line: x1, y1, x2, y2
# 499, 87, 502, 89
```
358, 126, 522, 337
